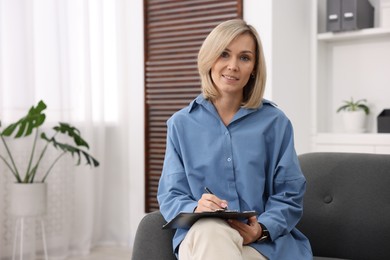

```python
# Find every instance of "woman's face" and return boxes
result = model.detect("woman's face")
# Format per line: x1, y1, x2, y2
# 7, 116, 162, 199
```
211, 33, 256, 98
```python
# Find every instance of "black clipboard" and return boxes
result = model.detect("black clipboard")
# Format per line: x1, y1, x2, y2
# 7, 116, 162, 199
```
162, 210, 258, 229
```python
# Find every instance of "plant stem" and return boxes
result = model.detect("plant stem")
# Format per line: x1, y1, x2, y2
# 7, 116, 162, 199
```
29, 142, 50, 182
41, 151, 66, 182
24, 129, 38, 183
0, 135, 21, 182
30, 133, 57, 182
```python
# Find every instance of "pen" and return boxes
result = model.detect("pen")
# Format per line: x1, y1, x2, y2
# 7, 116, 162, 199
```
204, 187, 228, 210
204, 187, 214, 195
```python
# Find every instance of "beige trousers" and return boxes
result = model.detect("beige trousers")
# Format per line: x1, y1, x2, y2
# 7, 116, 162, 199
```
178, 218, 268, 260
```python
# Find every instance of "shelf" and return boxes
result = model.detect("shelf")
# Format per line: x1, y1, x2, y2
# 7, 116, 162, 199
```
311, 1, 390, 154
315, 133, 390, 145
317, 27, 390, 42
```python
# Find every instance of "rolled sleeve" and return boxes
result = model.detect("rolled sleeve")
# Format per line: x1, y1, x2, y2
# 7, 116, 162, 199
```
259, 177, 306, 241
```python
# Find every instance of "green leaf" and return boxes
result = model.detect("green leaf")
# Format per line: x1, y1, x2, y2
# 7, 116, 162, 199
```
1, 101, 47, 138
336, 104, 350, 113
41, 133, 99, 167
53, 122, 90, 149
336, 97, 370, 115
357, 104, 370, 115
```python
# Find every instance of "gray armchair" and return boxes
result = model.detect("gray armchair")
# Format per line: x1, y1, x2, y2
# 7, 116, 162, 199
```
132, 210, 176, 260
132, 152, 390, 260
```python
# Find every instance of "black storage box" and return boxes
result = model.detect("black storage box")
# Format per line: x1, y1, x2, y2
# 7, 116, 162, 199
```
377, 109, 390, 133
327, 0, 374, 32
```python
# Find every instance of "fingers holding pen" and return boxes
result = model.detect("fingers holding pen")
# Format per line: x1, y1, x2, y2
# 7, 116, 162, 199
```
195, 193, 228, 213
203, 187, 228, 209
205, 193, 228, 209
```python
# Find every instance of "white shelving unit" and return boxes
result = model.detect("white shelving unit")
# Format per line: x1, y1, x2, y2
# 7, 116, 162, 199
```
317, 27, 390, 41
311, 0, 390, 154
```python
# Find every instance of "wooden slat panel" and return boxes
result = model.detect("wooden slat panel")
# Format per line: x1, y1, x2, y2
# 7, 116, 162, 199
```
144, 0, 243, 213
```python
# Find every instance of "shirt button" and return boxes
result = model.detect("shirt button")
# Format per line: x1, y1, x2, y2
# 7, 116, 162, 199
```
227, 158, 231, 162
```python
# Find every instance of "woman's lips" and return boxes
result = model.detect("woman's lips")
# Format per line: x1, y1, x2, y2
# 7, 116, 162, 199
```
223, 74, 239, 81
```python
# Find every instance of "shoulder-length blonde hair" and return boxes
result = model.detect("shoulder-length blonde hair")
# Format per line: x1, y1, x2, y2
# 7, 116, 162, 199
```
198, 19, 266, 109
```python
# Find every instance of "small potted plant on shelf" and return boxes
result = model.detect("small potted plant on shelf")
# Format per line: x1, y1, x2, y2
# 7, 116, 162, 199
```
336, 97, 370, 133
0, 100, 99, 216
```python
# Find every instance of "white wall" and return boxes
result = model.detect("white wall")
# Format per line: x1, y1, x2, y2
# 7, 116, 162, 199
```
271, 0, 311, 155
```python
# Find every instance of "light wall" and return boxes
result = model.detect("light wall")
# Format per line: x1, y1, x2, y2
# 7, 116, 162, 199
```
270, 0, 311, 155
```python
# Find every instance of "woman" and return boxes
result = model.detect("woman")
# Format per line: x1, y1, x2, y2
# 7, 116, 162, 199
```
157, 19, 312, 260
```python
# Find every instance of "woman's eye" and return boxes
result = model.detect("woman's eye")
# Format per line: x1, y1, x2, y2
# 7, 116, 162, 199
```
220, 51, 229, 58
241, 55, 250, 61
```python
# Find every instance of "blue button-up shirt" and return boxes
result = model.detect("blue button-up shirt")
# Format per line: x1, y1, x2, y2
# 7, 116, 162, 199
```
157, 95, 312, 259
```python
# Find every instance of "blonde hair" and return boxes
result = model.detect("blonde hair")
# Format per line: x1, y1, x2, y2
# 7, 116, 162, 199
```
197, 19, 267, 108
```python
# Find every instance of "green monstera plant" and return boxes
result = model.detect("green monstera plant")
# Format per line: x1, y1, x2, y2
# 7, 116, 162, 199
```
0, 100, 99, 183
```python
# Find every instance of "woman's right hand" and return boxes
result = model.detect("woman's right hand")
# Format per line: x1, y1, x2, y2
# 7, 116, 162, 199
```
195, 193, 228, 212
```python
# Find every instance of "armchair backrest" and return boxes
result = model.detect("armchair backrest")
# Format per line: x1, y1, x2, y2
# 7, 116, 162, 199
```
297, 152, 390, 260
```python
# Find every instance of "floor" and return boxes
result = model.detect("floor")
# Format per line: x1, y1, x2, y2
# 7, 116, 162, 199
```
66, 246, 132, 260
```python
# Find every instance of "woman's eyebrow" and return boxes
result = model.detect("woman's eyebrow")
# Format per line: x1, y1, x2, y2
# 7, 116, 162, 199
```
241, 50, 254, 55
224, 48, 254, 55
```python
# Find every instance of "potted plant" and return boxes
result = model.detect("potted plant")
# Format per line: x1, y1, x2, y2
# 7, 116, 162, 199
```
336, 97, 370, 133
0, 100, 99, 216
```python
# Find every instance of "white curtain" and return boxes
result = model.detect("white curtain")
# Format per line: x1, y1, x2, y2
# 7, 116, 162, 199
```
0, 0, 132, 259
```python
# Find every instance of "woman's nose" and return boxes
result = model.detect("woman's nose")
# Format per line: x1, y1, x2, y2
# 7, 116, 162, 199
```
227, 58, 238, 71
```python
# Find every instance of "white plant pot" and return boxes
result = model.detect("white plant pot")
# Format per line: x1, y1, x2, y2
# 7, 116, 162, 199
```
9, 183, 47, 217
342, 110, 367, 133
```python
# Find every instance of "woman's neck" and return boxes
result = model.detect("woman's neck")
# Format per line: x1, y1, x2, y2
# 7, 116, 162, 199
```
212, 95, 242, 126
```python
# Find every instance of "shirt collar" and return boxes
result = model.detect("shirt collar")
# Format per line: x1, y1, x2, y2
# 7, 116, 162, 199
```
188, 94, 275, 114
187, 94, 206, 113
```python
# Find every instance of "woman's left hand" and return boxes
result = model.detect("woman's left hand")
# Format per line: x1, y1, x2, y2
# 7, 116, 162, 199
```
227, 216, 262, 245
